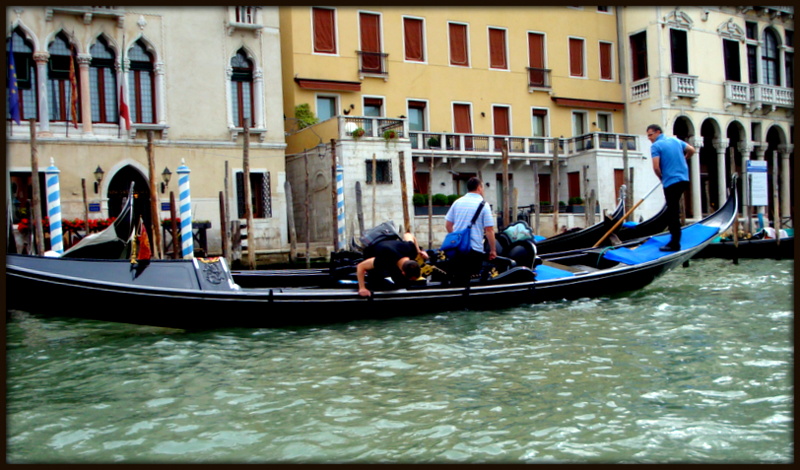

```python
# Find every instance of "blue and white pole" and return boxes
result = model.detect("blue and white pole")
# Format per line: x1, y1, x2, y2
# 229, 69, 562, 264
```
177, 159, 193, 258
336, 164, 345, 248
45, 158, 63, 254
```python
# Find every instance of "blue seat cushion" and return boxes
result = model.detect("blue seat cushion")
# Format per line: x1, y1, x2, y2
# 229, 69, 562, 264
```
603, 224, 719, 265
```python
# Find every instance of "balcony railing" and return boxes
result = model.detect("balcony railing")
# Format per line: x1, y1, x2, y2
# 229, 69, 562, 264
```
669, 73, 699, 100
335, 117, 640, 159
358, 51, 389, 78
631, 78, 650, 101
527, 67, 552, 90
723, 82, 794, 110
408, 131, 639, 159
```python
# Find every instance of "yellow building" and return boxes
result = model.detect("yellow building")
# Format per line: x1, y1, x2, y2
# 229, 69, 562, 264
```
280, 6, 652, 243
6, 6, 288, 260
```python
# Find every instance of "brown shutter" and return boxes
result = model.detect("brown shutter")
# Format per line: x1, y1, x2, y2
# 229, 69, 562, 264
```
600, 42, 612, 80
528, 33, 544, 68
449, 23, 469, 66
313, 8, 336, 54
453, 104, 472, 133
569, 38, 583, 76
404, 18, 423, 61
489, 28, 507, 69
360, 12, 381, 72
493, 106, 510, 135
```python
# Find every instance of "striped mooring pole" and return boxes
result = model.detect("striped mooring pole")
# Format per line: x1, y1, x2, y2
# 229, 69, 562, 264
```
45, 158, 63, 254
336, 164, 345, 248
177, 160, 193, 258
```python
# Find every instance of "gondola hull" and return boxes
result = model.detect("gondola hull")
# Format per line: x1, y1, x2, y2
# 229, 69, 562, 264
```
7, 178, 739, 331
692, 236, 794, 260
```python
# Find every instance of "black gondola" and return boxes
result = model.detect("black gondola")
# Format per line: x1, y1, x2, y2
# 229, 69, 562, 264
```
6, 177, 738, 331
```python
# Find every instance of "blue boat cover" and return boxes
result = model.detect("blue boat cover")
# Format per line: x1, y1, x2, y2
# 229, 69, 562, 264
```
534, 263, 576, 280
603, 224, 719, 265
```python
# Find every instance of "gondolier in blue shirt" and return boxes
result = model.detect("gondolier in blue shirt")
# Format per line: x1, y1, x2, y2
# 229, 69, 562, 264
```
444, 177, 497, 285
647, 124, 695, 252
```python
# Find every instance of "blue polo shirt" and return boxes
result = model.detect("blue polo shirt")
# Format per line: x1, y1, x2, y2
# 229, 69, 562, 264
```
445, 192, 494, 252
650, 134, 689, 188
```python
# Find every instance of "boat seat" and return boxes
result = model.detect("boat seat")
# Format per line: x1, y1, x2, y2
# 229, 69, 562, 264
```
541, 260, 591, 275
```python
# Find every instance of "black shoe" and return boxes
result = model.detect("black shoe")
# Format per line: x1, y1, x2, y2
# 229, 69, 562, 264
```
659, 244, 680, 252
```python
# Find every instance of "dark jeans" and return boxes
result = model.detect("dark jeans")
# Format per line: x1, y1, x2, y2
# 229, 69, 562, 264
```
664, 181, 689, 247
450, 249, 485, 286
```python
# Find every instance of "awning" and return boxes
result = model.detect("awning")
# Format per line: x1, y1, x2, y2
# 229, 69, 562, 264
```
551, 97, 624, 111
295, 78, 361, 92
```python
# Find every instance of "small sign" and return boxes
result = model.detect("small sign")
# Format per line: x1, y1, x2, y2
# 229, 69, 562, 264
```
88, 203, 101, 212
747, 160, 768, 207
161, 202, 171, 211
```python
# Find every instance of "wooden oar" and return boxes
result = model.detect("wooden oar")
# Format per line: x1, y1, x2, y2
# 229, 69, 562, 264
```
592, 182, 662, 248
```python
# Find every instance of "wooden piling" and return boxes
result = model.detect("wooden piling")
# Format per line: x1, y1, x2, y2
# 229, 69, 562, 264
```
242, 119, 255, 269
146, 131, 162, 259
285, 180, 296, 263
330, 139, 339, 251
170, 191, 179, 259
29, 119, 45, 255
399, 150, 411, 233
502, 139, 510, 228
552, 138, 560, 235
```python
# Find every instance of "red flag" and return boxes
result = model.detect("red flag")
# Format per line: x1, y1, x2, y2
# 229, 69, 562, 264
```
137, 221, 152, 260
119, 80, 131, 131
69, 52, 78, 128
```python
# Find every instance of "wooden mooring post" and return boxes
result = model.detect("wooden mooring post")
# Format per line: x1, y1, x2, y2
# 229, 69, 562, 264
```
29, 119, 45, 255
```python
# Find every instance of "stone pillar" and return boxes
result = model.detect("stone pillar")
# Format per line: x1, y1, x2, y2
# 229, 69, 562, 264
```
715, 138, 729, 209
752, 143, 767, 221
155, 62, 166, 127
739, 142, 754, 231
690, 137, 703, 219
33, 52, 50, 134
778, 144, 793, 224
77, 53, 92, 135
253, 69, 264, 129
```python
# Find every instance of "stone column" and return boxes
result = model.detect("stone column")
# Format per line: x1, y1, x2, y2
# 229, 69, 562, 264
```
77, 53, 92, 135
715, 138, 729, 209
690, 137, 703, 219
253, 69, 264, 130
752, 143, 767, 221
33, 51, 51, 135
778, 144, 793, 224
155, 62, 166, 127
739, 142, 754, 232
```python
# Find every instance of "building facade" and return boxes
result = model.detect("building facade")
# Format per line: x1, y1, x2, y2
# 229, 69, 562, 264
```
279, 5, 660, 245
6, 6, 288, 258
619, 6, 794, 232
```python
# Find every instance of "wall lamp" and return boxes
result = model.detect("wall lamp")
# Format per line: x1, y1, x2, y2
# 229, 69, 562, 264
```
93, 165, 104, 193
161, 167, 172, 193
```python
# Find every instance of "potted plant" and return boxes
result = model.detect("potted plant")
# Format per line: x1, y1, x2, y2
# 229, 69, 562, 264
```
383, 129, 399, 142
446, 194, 460, 205
539, 201, 553, 213
351, 127, 366, 139
567, 196, 585, 213
427, 136, 440, 148
294, 103, 318, 129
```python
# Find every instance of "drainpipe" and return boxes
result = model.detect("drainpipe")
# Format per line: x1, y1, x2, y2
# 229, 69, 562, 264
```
616, 6, 629, 134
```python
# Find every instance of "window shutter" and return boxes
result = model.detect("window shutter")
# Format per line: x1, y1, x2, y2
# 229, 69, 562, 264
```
493, 106, 510, 135
569, 38, 584, 76
528, 33, 544, 68
313, 8, 336, 54
600, 42, 612, 80
489, 28, 507, 69
453, 104, 472, 133
404, 18, 423, 61
449, 23, 469, 66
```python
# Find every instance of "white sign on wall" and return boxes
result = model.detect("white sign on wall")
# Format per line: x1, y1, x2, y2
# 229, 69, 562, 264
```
747, 160, 768, 207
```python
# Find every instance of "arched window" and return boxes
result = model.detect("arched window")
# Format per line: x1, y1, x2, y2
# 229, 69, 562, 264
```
128, 39, 156, 123
89, 37, 117, 123
6, 29, 37, 121
762, 29, 780, 86
230, 49, 254, 127
47, 32, 78, 123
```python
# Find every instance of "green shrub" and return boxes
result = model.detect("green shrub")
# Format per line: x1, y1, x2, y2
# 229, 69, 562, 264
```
294, 103, 318, 129
412, 193, 428, 206
432, 193, 448, 205
447, 194, 460, 205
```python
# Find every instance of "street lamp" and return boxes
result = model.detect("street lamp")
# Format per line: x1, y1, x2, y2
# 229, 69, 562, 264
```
161, 167, 172, 193
93, 165, 104, 193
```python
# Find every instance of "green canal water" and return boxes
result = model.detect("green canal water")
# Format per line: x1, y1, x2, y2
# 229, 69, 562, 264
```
5, 258, 793, 463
